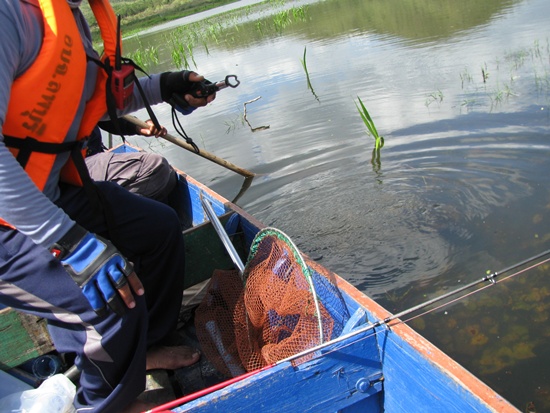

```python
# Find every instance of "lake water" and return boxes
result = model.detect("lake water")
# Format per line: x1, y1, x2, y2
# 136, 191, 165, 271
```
119, 0, 550, 409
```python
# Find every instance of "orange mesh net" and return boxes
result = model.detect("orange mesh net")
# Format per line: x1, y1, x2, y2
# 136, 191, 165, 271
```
195, 228, 349, 378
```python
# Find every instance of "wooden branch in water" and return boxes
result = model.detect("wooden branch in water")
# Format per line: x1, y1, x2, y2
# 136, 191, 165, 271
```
243, 97, 270, 132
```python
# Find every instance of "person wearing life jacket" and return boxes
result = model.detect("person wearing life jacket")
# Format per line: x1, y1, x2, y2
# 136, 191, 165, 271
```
0, 1, 213, 412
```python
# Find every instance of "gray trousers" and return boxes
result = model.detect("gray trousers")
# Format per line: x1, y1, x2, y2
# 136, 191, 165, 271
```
85, 152, 176, 201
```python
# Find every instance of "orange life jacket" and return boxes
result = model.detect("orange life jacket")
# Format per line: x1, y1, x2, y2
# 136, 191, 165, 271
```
1, 0, 120, 228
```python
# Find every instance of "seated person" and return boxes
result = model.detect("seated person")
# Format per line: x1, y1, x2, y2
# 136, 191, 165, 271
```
86, 118, 174, 201
86, 119, 196, 230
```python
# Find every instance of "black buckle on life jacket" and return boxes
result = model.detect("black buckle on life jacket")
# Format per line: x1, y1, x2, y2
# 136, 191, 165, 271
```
3, 135, 79, 168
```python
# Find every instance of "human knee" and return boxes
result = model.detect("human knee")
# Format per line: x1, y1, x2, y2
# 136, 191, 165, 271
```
140, 153, 176, 200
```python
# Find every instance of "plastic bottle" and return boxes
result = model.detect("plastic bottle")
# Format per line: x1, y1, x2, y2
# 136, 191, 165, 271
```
31, 354, 63, 380
0, 373, 76, 413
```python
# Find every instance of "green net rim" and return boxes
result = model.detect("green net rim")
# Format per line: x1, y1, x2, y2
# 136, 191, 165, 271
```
243, 227, 324, 344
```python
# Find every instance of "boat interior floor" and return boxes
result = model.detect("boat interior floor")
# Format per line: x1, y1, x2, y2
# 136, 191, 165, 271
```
138, 305, 228, 406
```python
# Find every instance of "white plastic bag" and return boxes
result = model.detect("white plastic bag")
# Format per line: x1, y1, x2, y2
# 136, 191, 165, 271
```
0, 373, 76, 413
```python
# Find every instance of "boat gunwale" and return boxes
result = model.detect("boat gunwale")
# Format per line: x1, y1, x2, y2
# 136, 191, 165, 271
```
334, 276, 519, 413
93, 143, 521, 412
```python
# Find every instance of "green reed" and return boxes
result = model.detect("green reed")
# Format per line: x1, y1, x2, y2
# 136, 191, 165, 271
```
167, 29, 198, 69
300, 47, 319, 101
273, 10, 291, 32
356, 97, 384, 151
356, 96, 385, 169
425, 89, 444, 108
119, 1, 312, 70
126, 36, 159, 70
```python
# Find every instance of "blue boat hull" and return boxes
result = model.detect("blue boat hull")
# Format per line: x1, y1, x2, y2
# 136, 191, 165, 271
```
130, 142, 519, 413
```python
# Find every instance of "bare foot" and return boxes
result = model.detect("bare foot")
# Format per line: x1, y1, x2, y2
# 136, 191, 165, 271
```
146, 345, 200, 371
119, 400, 156, 413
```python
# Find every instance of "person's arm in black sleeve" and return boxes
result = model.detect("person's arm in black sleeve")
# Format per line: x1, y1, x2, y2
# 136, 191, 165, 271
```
98, 119, 138, 136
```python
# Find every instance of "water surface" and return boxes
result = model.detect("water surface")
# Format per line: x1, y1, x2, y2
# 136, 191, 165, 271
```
120, 0, 550, 409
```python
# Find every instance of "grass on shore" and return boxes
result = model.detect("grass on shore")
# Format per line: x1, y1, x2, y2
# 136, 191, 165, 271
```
82, 0, 240, 40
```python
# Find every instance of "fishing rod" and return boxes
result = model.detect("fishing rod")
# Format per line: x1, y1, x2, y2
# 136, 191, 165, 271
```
279, 248, 550, 365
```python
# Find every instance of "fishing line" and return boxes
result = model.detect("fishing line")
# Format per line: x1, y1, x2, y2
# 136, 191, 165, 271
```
280, 248, 550, 365
288, 253, 550, 364
401, 255, 550, 325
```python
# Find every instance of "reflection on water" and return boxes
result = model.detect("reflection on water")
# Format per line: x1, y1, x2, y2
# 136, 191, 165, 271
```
120, 0, 550, 409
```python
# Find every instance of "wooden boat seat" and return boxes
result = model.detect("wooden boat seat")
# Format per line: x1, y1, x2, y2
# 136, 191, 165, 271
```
0, 307, 54, 370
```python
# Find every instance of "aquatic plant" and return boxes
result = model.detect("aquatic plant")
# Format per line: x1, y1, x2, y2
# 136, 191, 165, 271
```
481, 63, 489, 83
292, 6, 309, 22
470, 330, 489, 346
356, 97, 385, 170
171, 48, 183, 69
273, 10, 291, 32
425, 89, 444, 107
461, 98, 478, 109
168, 34, 197, 70
460, 67, 473, 89
271, 6, 309, 34
300, 47, 319, 101
356, 97, 384, 151
125, 36, 159, 70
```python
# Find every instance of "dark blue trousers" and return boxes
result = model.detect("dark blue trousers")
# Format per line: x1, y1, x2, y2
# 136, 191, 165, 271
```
0, 181, 185, 412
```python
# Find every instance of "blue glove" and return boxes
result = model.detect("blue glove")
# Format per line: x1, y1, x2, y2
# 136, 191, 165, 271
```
171, 99, 198, 116
50, 225, 134, 317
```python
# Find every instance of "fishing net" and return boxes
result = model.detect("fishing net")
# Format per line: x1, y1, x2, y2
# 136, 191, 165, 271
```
195, 227, 350, 378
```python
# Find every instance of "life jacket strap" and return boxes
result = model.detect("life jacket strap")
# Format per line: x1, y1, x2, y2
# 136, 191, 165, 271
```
87, 53, 162, 139
3, 135, 80, 168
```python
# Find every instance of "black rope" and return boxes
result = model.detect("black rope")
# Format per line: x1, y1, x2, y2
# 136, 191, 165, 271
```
171, 107, 199, 154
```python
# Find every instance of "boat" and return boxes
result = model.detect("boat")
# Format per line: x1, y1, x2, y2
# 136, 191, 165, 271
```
0, 142, 522, 413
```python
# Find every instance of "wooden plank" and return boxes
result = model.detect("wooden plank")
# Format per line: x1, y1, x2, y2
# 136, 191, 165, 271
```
0, 308, 54, 370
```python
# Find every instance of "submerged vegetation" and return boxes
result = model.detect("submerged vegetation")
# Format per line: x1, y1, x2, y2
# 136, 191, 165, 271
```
386, 253, 550, 410
423, 39, 550, 113
408, 265, 550, 377
452, 39, 550, 112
